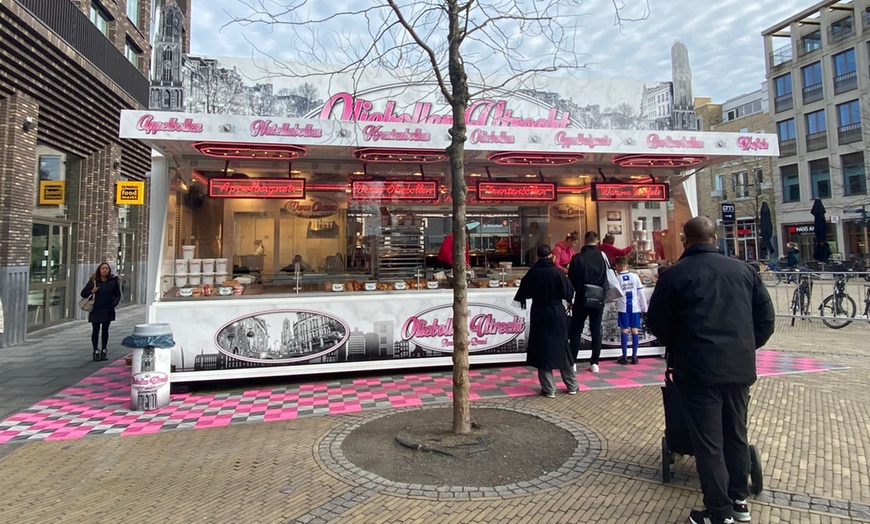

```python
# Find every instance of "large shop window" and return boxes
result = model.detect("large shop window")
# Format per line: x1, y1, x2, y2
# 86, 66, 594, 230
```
781, 164, 801, 203
33, 146, 81, 221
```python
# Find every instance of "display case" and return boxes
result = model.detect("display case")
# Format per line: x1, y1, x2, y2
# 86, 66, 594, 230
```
374, 223, 425, 279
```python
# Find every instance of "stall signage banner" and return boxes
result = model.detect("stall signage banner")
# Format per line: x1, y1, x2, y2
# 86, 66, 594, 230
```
38, 181, 65, 205
591, 183, 669, 202
283, 196, 339, 218
477, 181, 557, 202
209, 178, 306, 199
401, 303, 526, 352
721, 203, 735, 223
549, 203, 584, 220
789, 225, 814, 234
116, 181, 145, 205
351, 179, 438, 201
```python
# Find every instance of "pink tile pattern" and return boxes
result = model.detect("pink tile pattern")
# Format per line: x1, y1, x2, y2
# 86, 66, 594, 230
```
0, 351, 845, 444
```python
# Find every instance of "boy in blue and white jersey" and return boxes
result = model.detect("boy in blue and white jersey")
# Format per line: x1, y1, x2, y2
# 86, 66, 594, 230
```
614, 256, 648, 364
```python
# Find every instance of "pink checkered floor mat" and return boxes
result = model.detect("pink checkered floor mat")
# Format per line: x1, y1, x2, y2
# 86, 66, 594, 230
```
0, 350, 846, 444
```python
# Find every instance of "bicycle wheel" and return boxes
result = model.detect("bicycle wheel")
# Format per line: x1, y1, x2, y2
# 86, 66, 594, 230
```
790, 289, 799, 326
820, 294, 856, 329
761, 269, 780, 287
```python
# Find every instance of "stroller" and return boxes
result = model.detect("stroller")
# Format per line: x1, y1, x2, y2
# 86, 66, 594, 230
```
660, 361, 764, 495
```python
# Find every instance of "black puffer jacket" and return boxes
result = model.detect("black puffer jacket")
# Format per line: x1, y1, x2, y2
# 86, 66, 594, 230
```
646, 243, 775, 386
80, 276, 122, 323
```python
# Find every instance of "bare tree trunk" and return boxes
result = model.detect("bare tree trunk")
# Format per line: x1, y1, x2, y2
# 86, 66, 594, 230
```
446, 0, 471, 435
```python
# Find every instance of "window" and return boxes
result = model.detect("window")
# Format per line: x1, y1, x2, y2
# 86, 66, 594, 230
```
126, 0, 139, 29
802, 62, 822, 87
841, 152, 867, 196
652, 217, 662, 231
89, 1, 110, 36
809, 159, 831, 199
829, 16, 854, 42
801, 30, 822, 54
774, 74, 792, 96
777, 119, 796, 141
715, 174, 726, 192
755, 168, 764, 185
124, 39, 140, 66
805, 110, 826, 134
833, 49, 856, 76
837, 100, 860, 127
781, 164, 800, 203
644, 202, 660, 210
732, 171, 750, 199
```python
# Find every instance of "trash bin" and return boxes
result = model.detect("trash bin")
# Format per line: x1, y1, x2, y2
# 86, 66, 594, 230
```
122, 323, 175, 411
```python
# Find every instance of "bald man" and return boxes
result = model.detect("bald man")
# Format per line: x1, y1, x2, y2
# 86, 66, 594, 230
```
647, 216, 775, 524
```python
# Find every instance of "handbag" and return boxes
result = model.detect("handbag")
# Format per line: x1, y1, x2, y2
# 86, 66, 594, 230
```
79, 279, 95, 312
604, 269, 624, 302
583, 283, 606, 309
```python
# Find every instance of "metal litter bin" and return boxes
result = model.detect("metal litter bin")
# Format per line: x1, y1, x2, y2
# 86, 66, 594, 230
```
122, 323, 175, 411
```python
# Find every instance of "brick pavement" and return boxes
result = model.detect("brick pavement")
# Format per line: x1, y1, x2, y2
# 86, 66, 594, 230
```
0, 313, 867, 523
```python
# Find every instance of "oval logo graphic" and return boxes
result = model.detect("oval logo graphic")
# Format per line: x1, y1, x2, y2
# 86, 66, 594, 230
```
401, 302, 526, 353
549, 203, 584, 220
214, 309, 349, 364
131, 372, 169, 391
283, 196, 339, 218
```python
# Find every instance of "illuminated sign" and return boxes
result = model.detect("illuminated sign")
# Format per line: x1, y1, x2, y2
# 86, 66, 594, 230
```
591, 183, 669, 202
116, 181, 145, 205
350, 179, 438, 201
38, 181, 65, 205
721, 203, 735, 223
209, 178, 306, 199
476, 181, 557, 202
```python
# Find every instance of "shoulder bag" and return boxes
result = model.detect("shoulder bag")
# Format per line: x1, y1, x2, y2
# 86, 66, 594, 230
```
604, 269, 624, 302
79, 279, 95, 312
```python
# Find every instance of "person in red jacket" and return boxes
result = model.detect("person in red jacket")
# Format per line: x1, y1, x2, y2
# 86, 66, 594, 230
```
599, 233, 633, 267
437, 233, 471, 267
551, 231, 579, 273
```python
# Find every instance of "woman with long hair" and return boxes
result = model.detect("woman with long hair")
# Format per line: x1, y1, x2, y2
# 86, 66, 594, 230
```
80, 262, 122, 361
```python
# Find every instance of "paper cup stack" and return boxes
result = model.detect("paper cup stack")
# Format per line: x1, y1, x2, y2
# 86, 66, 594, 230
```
174, 259, 188, 287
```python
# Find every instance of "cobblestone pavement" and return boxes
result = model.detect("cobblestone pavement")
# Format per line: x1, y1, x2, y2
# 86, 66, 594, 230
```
0, 314, 867, 523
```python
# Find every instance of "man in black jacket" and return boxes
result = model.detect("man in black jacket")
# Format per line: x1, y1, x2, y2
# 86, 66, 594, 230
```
567, 231, 608, 373
647, 217, 775, 524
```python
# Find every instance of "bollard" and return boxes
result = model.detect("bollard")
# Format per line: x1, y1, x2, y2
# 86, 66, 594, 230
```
125, 323, 174, 411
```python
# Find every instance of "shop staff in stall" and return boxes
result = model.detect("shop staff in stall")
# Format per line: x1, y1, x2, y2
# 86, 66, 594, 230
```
552, 232, 579, 274
437, 226, 472, 268
600, 233, 633, 267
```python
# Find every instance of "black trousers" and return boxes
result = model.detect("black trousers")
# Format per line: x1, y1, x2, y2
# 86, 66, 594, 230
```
569, 306, 603, 364
90, 322, 111, 351
678, 382, 751, 521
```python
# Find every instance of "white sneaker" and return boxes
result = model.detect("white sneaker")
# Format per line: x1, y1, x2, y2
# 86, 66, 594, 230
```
589, 364, 599, 373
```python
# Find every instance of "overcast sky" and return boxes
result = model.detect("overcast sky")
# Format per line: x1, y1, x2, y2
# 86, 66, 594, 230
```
189, 0, 813, 103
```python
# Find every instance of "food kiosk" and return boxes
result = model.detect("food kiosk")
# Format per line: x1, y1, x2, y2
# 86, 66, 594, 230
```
120, 110, 778, 383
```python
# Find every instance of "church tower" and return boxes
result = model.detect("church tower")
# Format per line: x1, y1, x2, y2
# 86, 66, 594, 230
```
149, 0, 188, 111
671, 40, 696, 130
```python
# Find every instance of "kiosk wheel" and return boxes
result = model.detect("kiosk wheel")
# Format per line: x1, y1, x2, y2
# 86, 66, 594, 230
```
661, 436, 674, 483
749, 444, 763, 495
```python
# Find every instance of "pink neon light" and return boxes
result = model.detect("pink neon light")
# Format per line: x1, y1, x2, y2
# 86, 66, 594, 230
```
352, 148, 448, 163
487, 151, 586, 165
612, 154, 707, 168
193, 142, 307, 160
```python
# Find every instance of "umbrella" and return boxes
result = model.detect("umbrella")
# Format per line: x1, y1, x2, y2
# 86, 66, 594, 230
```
759, 201, 773, 258
810, 199, 829, 262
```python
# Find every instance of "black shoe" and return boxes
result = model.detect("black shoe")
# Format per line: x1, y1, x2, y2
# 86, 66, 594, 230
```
631, 356, 639, 364
92, 350, 100, 362
688, 509, 734, 524
616, 356, 628, 365
100, 349, 108, 361
541, 390, 555, 398
732, 500, 751, 522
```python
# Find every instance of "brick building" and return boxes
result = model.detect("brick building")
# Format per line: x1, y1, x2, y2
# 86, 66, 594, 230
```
0, 0, 157, 345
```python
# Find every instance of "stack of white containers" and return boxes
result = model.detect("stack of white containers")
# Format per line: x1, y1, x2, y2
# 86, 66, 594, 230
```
215, 258, 228, 285
174, 258, 188, 288
188, 257, 202, 286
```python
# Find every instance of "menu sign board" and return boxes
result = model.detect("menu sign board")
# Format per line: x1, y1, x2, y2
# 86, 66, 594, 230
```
350, 179, 438, 201
476, 181, 557, 202
116, 181, 145, 205
209, 178, 306, 199
591, 183, 669, 202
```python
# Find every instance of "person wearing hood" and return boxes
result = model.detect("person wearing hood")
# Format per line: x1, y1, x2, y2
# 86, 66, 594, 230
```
513, 244, 577, 397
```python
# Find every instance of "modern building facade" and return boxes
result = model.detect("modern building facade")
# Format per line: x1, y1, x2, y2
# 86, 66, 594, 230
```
764, 0, 870, 261
696, 88, 777, 260
0, 0, 155, 346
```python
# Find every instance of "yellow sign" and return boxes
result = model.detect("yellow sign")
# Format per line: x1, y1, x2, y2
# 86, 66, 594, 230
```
38, 181, 65, 205
116, 181, 145, 205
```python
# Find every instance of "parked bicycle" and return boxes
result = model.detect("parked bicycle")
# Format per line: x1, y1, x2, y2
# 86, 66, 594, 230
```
818, 274, 857, 329
762, 257, 815, 287
862, 285, 870, 319
790, 274, 813, 326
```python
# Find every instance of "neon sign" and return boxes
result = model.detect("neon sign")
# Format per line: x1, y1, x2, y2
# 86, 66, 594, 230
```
350, 179, 438, 201
209, 178, 306, 199
591, 183, 669, 202
477, 181, 557, 202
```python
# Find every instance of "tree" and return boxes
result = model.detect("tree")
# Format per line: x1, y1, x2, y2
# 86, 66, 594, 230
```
229, 0, 647, 434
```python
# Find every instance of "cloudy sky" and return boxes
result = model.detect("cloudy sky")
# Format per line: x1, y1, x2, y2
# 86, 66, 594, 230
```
189, 0, 813, 103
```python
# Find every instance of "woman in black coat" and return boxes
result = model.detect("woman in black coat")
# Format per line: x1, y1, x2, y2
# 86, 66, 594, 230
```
80, 262, 122, 361
514, 245, 578, 397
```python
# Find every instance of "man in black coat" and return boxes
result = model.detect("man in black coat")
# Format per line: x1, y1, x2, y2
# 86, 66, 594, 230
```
514, 245, 578, 397
647, 217, 775, 524
567, 231, 608, 373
